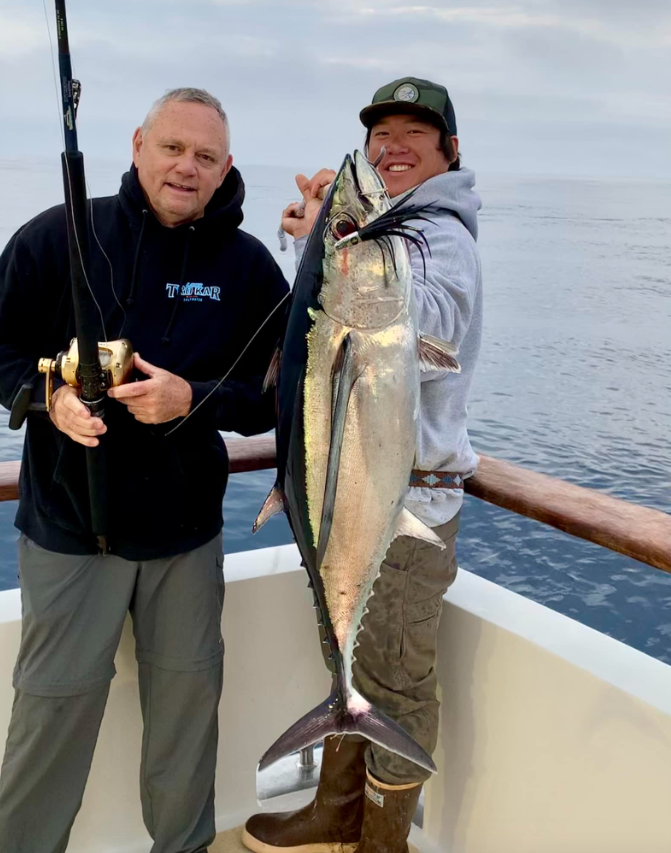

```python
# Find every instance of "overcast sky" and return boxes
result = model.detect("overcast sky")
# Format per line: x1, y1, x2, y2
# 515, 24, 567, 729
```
1, 0, 670, 178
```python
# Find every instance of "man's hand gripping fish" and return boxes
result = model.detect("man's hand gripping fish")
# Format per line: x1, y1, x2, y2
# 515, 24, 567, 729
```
255, 150, 461, 775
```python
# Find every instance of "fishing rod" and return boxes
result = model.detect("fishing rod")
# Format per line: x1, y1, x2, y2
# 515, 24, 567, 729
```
54, 0, 109, 553
9, 0, 133, 553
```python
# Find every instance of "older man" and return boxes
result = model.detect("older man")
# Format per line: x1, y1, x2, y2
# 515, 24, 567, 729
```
243, 77, 482, 853
0, 88, 289, 853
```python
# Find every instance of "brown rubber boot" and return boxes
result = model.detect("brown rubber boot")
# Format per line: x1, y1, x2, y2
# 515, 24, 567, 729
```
354, 771, 422, 853
241, 736, 367, 852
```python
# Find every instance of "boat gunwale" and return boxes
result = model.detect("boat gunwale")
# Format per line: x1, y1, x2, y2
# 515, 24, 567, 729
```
0, 434, 669, 575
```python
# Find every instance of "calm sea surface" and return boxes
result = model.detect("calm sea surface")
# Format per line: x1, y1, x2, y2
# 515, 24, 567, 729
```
1, 159, 670, 663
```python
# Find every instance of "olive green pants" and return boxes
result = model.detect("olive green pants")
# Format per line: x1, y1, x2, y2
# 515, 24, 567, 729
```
320, 513, 459, 785
0, 533, 224, 853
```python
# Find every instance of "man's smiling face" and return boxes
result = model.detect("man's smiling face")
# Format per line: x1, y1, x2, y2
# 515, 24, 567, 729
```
367, 114, 453, 197
132, 101, 233, 228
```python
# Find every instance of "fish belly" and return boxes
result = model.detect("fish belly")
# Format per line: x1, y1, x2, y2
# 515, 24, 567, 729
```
304, 312, 418, 672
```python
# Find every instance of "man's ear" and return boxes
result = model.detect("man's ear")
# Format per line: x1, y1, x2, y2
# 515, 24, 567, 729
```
217, 153, 233, 188
450, 135, 459, 162
132, 127, 143, 167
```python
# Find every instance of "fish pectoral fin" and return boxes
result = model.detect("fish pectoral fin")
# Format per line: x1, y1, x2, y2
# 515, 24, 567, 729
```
252, 484, 286, 533
317, 333, 361, 568
392, 508, 446, 549
262, 347, 282, 392
418, 333, 461, 373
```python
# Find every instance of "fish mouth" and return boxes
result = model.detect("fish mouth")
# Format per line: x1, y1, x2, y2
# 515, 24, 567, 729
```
348, 151, 389, 209
327, 152, 389, 249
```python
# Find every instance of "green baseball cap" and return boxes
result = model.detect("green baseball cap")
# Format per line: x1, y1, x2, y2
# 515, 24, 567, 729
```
360, 77, 457, 136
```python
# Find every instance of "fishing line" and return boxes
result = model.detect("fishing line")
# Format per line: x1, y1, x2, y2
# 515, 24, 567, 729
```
42, 0, 65, 149
63, 159, 109, 342
173, 162, 395, 434
42, 0, 109, 343
88, 192, 128, 339
164, 289, 291, 437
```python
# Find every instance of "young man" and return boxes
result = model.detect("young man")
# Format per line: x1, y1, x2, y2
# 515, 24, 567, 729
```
0, 88, 289, 852
243, 77, 482, 853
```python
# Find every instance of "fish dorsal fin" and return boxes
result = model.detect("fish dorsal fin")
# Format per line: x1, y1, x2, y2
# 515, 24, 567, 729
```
392, 508, 446, 549
418, 334, 461, 373
253, 484, 286, 533
262, 347, 282, 392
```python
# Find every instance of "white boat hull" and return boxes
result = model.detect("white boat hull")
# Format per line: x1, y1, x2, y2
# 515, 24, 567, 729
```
0, 544, 669, 852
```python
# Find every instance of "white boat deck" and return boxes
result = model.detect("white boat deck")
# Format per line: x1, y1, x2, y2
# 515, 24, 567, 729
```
211, 827, 246, 852
1, 543, 670, 853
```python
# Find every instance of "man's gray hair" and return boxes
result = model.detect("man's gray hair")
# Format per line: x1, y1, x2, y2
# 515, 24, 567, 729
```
142, 88, 230, 148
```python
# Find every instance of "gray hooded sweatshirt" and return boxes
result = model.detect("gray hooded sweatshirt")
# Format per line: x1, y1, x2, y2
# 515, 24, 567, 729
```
294, 167, 482, 527
402, 167, 482, 526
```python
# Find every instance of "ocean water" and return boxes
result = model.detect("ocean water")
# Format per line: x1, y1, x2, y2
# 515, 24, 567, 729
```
1, 158, 670, 663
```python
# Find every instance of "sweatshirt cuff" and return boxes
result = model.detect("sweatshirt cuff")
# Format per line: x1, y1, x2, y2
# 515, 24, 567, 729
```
294, 235, 308, 271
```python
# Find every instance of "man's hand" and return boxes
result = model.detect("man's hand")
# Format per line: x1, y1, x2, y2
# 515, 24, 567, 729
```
50, 385, 107, 447
107, 353, 193, 424
281, 170, 335, 240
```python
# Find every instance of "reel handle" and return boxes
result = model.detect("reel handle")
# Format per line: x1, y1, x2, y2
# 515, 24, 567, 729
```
8, 383, 46, 431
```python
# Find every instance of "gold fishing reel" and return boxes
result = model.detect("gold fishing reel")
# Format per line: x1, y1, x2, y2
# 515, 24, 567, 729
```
38, 338, 134, 412
9, 338, 134, 430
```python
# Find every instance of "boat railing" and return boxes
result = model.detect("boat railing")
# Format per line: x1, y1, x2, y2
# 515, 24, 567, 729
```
1, 434, 669, 574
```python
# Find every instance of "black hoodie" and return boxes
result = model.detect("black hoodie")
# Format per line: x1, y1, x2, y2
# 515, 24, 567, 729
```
0, 166, 289, 559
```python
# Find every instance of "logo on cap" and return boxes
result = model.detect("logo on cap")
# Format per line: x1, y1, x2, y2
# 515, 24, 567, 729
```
393, 83, 419, 103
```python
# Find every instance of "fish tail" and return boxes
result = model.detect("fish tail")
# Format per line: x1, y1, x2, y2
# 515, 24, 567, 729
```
344, 687, 437, 774
258, 692, 338, 771
258, 687, 436, 775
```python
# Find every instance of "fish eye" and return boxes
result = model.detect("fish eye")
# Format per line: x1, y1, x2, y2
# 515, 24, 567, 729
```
331, 217, 357, 240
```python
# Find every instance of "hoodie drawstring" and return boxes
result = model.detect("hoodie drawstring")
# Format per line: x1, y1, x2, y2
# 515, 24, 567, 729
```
126, 209, 148, 307
161, 226, 195, 345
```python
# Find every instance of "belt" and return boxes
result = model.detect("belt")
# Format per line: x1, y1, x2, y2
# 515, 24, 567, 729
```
410, 469, 470, 490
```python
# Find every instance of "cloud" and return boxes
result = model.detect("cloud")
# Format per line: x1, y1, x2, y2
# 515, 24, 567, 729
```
322, 57, 396, 71
351, 0, 671, 48
0, 0, 669, 177
0, 10, 51, 58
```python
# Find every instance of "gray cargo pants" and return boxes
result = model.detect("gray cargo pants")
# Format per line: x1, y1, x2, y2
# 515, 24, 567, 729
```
0, 532, 225, 853
320, 513, 459, 786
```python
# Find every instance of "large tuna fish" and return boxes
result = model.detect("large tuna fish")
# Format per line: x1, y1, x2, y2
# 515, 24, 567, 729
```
255, 150, 460, 775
